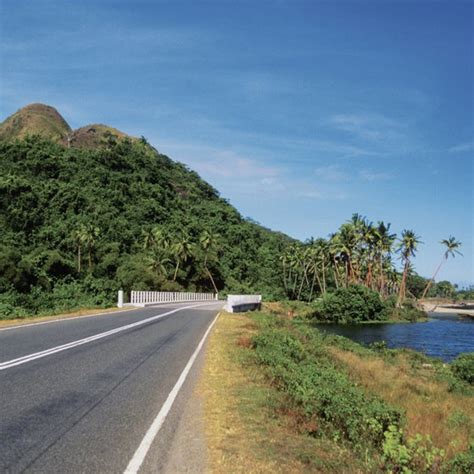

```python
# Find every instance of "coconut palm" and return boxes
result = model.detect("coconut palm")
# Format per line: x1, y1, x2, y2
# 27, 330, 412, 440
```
421, 236, 462, 299
373, 222, 396, 296
74, 223, 100, 271
199, 230, 220, 293
396, 230, 422, 306
172, 236, 194, 281
73, 225, 88, 272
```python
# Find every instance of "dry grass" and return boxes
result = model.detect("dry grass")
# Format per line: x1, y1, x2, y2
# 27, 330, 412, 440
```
0, 306, 128, 328
328, 347, 474, 457
198, 312, 365, 473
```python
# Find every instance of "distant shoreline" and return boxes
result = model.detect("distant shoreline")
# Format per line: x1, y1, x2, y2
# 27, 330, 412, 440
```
420, 301, 474, 317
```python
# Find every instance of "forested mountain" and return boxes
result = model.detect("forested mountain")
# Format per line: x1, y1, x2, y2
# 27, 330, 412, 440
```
0, 104, 292, 317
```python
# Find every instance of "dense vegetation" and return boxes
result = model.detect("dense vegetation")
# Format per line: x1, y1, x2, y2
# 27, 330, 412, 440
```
280, 214, 465, 321
0, 104, 467, 321
0, 135, 291, 318
246, 307, 474, 472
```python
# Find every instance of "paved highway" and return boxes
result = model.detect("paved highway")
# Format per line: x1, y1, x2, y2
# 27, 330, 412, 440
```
0, 302, 222, 473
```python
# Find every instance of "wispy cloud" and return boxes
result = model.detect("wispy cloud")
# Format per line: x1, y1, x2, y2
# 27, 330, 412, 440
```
314, 165, 349, 182
313, 164, 392, 183
329, 113, 405, 143
448, 141, 474, 153
358, 169, 392, 181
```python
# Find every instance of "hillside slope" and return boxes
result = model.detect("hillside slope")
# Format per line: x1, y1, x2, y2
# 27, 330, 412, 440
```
0, 103, 132, 149
0, 104, 72, 142
0, 105, 291, 317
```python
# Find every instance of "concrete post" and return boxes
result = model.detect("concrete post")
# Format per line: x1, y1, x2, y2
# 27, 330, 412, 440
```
118, 290, 124, 308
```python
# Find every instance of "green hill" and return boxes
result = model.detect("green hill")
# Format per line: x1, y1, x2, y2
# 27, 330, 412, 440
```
0, 103, 72, 142
0, 104, 291, 318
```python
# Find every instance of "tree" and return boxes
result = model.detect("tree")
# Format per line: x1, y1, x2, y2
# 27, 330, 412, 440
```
421, 236, 462, 299
82, 224, 100, 270
73, 226, 87, 273
199, 230, 221, 293
396, 230, 422, 307
171, 236, 194, 281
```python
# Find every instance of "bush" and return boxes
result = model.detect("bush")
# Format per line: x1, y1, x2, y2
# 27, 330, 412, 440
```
443, 444, 474, 473
451, 353, 474, 385
313, 285, 388, 323
252, 328, 402, 449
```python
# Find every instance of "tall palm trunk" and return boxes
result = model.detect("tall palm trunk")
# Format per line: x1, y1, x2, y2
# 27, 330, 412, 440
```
173, 261, 180, 281
397, 260, 409, 307
378, 255, 385, 297
421, 258, 445, 299
77, 245, 81, 273
321, 259, 326, 294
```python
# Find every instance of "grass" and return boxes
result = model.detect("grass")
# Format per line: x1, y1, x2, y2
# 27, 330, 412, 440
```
199, 306, 473, 472
198, 312, 365, 473
327, 347, 473, 458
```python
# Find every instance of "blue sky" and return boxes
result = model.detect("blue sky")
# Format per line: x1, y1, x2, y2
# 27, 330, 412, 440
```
1, 0, 473, 285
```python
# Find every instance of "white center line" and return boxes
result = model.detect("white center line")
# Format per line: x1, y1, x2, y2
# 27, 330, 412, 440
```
124, 311, 220, 474
0, 302, 219, 371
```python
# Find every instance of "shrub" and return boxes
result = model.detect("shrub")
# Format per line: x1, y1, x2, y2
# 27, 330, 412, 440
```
314, 285, 388, 323
382, 425, 445, 473
451, 353, 474, 385
252, 328, 402, 449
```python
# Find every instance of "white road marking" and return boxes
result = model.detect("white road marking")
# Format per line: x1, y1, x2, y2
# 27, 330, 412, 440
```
124, 312, 220, 474
0, 303, 219, 371
0, 308, 136, 332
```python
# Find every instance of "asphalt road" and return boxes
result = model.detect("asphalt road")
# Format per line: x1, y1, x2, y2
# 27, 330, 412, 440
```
0, 301, 222, 473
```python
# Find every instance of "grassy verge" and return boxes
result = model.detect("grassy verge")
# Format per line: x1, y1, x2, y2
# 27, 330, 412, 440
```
200, 308, 473, 473
198, 312, 365, 473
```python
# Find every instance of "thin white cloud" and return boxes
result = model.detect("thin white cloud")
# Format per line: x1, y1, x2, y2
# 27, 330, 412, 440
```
314, 165, 349, 182
358, 169, 392, 181
329, 112, 405, 143
448, 141, 474, 153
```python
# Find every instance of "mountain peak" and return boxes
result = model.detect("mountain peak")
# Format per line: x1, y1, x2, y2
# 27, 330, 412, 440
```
0, 103, 72, 142
0, 103, 132, 149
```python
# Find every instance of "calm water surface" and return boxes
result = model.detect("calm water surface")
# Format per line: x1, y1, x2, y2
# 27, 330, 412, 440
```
315, 313, 474, 362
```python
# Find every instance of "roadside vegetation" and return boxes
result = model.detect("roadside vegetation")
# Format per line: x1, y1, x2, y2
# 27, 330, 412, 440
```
0, 135, 291, 319
0, 106, 467, 321
202, 307, 474, 473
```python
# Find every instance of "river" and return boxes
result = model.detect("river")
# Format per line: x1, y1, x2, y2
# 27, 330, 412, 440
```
315, 313, 474, 362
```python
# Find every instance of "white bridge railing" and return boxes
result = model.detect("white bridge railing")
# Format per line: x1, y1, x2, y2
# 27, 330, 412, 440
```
128, 290, 217, 307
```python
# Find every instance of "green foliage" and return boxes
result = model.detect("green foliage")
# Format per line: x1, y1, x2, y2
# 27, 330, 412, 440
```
443, 444, 474, 474
451, 353, 474, 385
312, 285, 388, 323
252, 328, 402, 450
382, 425, 445, 473
0, 136, 291, 318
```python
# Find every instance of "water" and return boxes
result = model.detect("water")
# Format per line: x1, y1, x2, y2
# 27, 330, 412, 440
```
315, 313, 474, 362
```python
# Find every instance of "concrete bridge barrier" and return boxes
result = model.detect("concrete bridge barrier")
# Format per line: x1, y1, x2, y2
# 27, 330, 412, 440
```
118, 290, 217, 307
224, 295, 262, 313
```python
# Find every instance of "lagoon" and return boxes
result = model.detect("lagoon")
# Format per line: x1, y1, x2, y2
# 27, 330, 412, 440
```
315, 312, 474, 362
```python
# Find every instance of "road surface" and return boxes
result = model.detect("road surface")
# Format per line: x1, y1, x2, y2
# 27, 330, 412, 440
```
0, 301, 222, 473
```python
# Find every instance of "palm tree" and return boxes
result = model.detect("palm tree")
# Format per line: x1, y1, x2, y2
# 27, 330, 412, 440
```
396, 230, 422, 306
199, 230, 220, 293
421, 236, 462, 299
146, 248, 171, 279
82, 224, 100, 270
172, 236, 194, 281
373, 222, 396, 296
73, 225, 88, 273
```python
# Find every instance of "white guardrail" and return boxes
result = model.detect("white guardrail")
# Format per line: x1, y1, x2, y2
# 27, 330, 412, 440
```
224, 295, 262, 313
118, 290, 217, 307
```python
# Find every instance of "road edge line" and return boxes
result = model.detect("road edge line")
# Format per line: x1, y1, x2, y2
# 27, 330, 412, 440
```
124, 311, 221, 474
